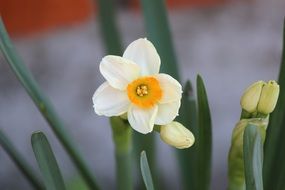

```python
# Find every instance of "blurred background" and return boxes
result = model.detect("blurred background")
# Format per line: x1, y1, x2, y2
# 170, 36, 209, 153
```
0, 0, 284, 189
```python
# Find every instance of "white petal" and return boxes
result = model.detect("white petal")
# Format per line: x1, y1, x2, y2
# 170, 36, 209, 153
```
92, 82, 130, 116
100, 55, 140, 90
127, 105, 158, 134
155, 100, 181, 125
155, 74, 182, 103
123, 38, 161, 76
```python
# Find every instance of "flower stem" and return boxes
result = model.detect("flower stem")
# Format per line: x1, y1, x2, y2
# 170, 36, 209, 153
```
110, 117, 133, 190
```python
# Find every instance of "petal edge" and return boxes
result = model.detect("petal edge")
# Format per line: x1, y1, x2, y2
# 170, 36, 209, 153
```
93, 82, 130, 116
123, 38, 161, 76
100, 55, 140, 90
127, 105, 158, 134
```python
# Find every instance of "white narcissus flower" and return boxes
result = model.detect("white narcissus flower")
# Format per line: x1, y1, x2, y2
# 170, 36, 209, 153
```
92, 38, 182, 134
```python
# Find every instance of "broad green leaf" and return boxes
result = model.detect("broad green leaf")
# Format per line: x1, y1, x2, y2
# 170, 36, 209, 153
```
110, 117, 133, 190
140, 151, 155, 190
96, 0, 122, 55
197, 75, 212, 190
31, 132, 66, 190
263, 18, 285, 190
0, 129, 44, 189
243, 125, 263, 190
0, 18, 99, 189
176, 81, 198, 189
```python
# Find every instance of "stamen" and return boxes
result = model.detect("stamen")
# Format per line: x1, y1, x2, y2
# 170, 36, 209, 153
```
136, 85, 148, 97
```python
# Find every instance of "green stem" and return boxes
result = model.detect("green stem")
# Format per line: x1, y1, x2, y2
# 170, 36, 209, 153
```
240, 109, 251, 120
110, 117, 133, 190
0, 18, 99, 190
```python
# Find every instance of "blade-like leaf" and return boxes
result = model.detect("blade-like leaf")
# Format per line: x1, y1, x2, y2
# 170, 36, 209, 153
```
140, 151, 155, 190
243, 125, 263, 190
96, 0, 122, 55
31, 132, 66, 190
0, 18, 99, 189
0, 129, 43, 189
133, 132, 156, 189
197, 75, 212, 190
176, 81, 198, 189
263, 18, 285, 190
140, 0, 180, 80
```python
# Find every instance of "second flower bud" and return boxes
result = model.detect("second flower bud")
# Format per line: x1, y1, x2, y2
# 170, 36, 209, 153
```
240, 80, 279, 115
160, 121, 195, 149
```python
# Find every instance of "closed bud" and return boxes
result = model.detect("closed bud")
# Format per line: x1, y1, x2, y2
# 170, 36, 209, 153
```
240, 81, 265, 113
160, 121, 195, 149
257, 80, 280, 114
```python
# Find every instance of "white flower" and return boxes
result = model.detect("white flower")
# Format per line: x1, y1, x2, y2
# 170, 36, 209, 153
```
92, 38, 182, 134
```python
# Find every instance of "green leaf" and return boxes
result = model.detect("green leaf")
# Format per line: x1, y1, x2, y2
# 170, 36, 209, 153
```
243, 125, 263, 190
0, 129, 44, 190
66, 175, 89, 190
140, 151, 155, 190
140, 0, 180, 80
196, 75, 212, 190
133, 132, 157, 189
176, 81, 199, 189
31, 132, 66, 190
0, 18, 99, 189
263, 18, 285, 190
96, 0, 122, 55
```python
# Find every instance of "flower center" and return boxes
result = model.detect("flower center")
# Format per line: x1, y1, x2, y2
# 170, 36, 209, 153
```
127, 77, 162, 108
136, 85, 148, 96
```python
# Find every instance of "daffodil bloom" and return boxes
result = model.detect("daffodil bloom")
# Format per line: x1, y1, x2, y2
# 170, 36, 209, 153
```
93, 38, 182, 134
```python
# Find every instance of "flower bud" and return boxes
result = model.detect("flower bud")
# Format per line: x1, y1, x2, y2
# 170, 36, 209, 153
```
257, 80, 280, 114
160, 121, 195, 149
240, 81, 265, 113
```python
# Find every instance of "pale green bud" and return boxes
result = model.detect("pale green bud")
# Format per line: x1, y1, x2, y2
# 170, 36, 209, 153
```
160, 121, 195, 149
257, 80, 280, 114
240, 81, 265, 113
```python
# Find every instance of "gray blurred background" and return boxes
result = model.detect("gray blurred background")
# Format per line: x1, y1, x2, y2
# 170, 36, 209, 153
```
0, 0, 284, 189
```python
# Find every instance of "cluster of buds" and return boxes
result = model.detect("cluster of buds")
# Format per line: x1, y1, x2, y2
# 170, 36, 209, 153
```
228, 80, 279, 190
240, 80, 279, 115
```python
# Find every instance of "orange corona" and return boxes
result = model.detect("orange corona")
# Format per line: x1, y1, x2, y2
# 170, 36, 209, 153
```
127, 77, 162, 108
